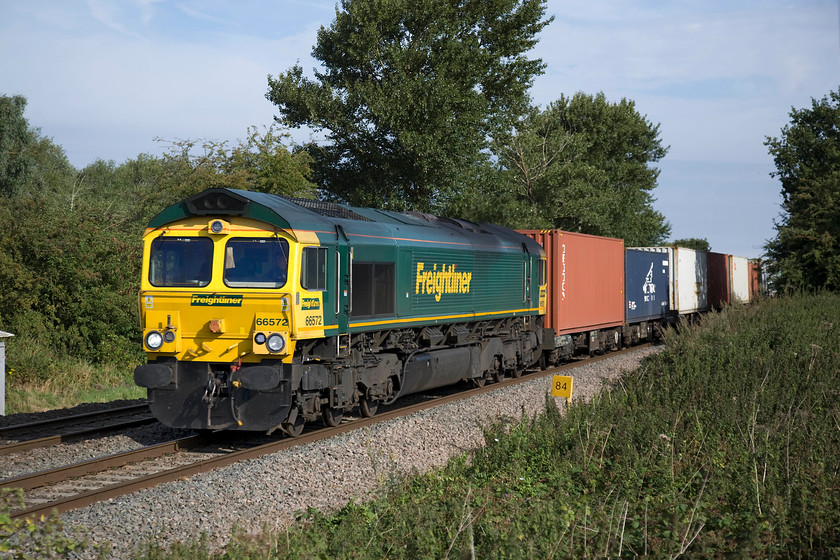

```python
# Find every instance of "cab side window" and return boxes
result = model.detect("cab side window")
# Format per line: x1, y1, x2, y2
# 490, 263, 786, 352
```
302, 247, 327, 291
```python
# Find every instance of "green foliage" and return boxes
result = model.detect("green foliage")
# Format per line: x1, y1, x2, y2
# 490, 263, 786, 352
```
0, 188, 143, 379
3, 337, 145, 414
0, 95, 37, 198
137, 127, 317, 226
267, 0, 552, 212
765, 88, 840, 292
0, 100, 316, 394
671, 237, 711, 251
479, 92, 671, 246
0, 489, 87, 559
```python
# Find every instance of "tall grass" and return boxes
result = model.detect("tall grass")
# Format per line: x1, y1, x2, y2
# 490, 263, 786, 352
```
127, 294, 840, 558
3, 333, 144, 414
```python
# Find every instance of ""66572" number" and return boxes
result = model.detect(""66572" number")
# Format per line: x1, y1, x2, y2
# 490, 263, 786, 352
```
255, 317, 288, 327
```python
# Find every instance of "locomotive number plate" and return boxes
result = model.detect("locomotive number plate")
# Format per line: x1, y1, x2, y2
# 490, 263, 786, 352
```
255, 315, 288, 328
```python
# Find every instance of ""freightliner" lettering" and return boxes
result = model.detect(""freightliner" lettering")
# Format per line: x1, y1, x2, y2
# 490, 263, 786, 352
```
415, 263, 472, 302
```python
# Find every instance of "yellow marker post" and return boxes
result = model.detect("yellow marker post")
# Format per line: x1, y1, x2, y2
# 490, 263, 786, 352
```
552, 375, 573, 399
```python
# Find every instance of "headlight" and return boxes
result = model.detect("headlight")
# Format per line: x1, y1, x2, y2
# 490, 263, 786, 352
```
266, 333, 286, 353
145, 331, 164, 350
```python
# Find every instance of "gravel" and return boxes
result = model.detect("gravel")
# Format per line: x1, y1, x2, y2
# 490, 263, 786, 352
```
11, 346, 661, 559
1, 423, 193, 480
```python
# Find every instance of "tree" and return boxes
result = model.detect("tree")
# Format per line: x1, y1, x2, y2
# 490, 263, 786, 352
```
0, 99, 143, 374
765, 89, 840, 292
132, 127, 318, 226
480, 92, 671, 246
266, 0, 552, 212
0, 95, 37, 197
671, 238, 711, 252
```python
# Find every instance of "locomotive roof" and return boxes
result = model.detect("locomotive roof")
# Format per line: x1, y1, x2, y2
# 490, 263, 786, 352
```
146, 188, 544, 254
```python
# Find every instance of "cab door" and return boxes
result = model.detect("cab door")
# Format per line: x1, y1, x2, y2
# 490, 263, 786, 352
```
522, 244, 533, 308
334, 225, 350, 334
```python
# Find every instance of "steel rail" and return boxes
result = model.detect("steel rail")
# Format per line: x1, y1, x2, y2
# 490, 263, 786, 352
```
1, 435, 206, 492
0, 403, 150, 437
0, 416, 157, 457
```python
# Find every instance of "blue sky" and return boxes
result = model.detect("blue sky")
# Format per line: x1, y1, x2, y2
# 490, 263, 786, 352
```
2, 0, 838, 258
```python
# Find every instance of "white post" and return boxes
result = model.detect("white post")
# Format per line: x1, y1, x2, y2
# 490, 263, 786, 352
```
0, 331, 13, 416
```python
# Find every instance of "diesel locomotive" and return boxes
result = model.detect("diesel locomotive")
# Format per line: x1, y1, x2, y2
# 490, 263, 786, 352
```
134, 188, 553, 436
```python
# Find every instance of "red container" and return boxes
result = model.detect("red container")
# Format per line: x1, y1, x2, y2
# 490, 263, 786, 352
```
707, 252, 731, 309
518, 230, 625, 335
749, 260, 762, 300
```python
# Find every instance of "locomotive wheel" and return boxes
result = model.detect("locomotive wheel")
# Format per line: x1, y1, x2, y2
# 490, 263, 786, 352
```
472, 376, 486, 388
511, 366, 523, 379
493, 369, 505, 383
360, 397, 379, 418
283, 416, 305, 438
322, 406, 343, 427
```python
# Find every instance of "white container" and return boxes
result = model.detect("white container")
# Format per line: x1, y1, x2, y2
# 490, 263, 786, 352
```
730, 256, 750, 303
674, 247, 709, 314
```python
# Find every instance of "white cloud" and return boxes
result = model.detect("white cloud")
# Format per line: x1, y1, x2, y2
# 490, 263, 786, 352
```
85, 0, 143, 38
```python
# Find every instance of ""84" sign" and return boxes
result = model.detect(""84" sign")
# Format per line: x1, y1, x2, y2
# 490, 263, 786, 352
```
552, 375, 573, 399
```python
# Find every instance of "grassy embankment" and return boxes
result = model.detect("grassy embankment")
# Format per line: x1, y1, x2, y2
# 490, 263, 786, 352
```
138, 293, 839, 559
3, 336, 144, 414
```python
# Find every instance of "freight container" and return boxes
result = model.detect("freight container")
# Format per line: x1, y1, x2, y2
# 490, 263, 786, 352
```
518, 230, 625, 336
674, 247, 709, 314
730, 256, 750, 303
707, 252, 731, 309
625, 247, 672, 322
749, 260, 763, 300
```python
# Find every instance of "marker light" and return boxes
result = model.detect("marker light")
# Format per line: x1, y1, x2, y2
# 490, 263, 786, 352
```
207, 219, 230, 235
266, 333, 286, 353
145, 331, 164, 350
163, 330, 176, 343
254, 332, 267, 345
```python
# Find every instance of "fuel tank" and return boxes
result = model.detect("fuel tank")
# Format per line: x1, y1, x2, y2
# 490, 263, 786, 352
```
398, 346, 481, 396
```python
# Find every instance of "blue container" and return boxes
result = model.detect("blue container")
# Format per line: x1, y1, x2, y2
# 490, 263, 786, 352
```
625, 248, 671, 322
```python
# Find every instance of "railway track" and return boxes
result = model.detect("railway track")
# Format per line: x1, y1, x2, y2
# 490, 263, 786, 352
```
0, 403, 154, 456
1, 346, 649, 520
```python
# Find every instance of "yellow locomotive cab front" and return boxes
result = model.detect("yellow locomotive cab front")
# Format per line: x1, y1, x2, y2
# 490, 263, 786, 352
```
134, 215, 315, 432
138, 217, 299, 364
